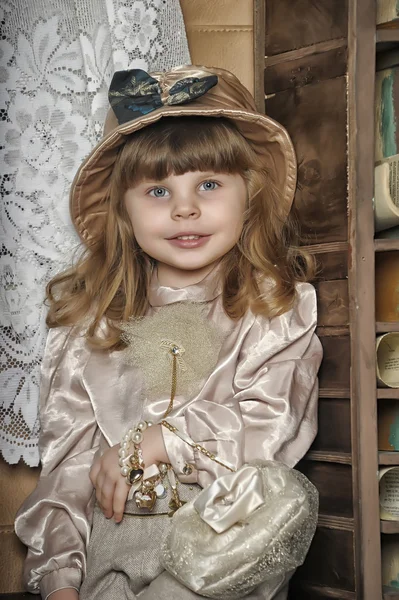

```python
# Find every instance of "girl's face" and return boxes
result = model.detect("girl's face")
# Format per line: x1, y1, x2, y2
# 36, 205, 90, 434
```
124, 170, 247, 287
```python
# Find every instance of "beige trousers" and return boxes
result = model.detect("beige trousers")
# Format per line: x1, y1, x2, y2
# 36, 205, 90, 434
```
80, 494, 290, 600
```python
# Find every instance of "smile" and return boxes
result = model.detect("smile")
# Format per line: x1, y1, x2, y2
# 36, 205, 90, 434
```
167, 234, 211, 249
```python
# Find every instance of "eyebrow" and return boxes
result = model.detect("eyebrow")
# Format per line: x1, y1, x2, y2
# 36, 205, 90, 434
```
136, 171, 230, 187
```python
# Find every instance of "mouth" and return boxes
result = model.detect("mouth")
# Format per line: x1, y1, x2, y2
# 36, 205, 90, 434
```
166, 232, 211, 249
166, 232, 209, 240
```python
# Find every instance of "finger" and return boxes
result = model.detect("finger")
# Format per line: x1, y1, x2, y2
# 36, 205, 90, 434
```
99, 477, 117, 519
113, 479, 130, 523
89, 461, 101, 487
95, 471, 106, 507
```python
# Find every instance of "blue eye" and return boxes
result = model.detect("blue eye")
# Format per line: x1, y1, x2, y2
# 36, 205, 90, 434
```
200, 180, 218, 191
149, 187, 169, 198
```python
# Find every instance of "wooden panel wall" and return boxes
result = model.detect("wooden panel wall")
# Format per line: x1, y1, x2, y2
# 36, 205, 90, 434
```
265, 0, 348, 54
263, 1, 353, 598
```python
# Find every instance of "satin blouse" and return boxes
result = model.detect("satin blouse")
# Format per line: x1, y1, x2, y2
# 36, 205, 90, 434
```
15, 270, 322, 599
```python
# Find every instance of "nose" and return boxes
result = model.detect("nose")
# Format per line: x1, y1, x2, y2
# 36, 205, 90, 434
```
171, 191, 201, 220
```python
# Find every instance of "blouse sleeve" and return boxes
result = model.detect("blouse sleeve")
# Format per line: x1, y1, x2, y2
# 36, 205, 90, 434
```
14, 326, 100, 600
162, 282, 322, 488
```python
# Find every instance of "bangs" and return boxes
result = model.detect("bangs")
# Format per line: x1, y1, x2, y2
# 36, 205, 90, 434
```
117, 116, 260, 188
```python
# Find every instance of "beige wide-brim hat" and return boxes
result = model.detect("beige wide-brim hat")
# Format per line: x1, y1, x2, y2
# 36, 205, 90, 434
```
70, 65, 297, 243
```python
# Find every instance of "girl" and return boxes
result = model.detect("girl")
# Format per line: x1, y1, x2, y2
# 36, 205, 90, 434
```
15, 65, 323, 600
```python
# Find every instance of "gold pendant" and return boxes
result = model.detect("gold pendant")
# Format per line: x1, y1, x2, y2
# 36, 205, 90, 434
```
135, 489, 157, 510
127, 468, 144, 485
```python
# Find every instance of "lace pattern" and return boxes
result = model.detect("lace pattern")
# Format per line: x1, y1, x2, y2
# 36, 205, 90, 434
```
0, 0, 190, 466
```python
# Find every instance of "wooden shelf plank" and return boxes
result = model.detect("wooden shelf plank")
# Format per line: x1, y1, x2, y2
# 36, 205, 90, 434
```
316, 326, 350, 337
264, 38, 347, 68
317, 514, 355, 531
377, 322, 399, 333
377, 30, 399, 44
376, 29, 399, 53
378, 389, 399, 399
306, 450, 352, 464
319, 389, 350, 399
375, 239, 399, 252
291, 583, 356, 599
381, 520, 399, 534
383, 587, 399, 600
301, 241, 349, 253
379, 451, 399, 465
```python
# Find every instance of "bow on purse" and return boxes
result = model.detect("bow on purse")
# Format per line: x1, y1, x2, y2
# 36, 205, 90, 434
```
108, 69, 218, 125
160, 422, 319, 599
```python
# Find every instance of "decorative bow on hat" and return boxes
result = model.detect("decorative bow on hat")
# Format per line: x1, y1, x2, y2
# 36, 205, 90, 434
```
108, 69, 218, 125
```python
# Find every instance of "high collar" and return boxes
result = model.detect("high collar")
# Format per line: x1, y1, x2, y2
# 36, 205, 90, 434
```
148, 265, 223, 307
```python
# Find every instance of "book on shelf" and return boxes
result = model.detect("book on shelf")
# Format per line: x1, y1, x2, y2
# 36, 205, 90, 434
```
382, 536, 399, 591
378, 0, 399, 27
375, 65, 399, 231
375, 252, 399, 322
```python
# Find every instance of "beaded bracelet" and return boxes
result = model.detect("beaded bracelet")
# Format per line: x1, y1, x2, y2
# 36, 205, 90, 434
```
120, 419, 175, 511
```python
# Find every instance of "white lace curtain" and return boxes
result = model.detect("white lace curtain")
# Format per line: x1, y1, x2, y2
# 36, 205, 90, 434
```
0, 0, 190, 466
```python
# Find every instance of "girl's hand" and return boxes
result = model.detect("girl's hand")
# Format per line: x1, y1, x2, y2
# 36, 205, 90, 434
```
89, 443, 130, 523
90, 423, 169, 522
47, 589, 79, 599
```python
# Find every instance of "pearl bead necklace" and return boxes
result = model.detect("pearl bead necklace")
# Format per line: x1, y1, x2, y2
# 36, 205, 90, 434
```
119, 420, 152, 482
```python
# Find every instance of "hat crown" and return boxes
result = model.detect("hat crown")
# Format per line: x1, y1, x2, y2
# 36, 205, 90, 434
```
153, 65, 257, 112
104, 65, 258, 137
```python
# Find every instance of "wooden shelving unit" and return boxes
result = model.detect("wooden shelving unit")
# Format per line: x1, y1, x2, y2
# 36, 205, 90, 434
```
378, 389, 399, 399
375, 20, 399, 600
381, 521, 399, 534
377, 29, 399, 51
348, 4, 382, 598
376, 322, 399, 333
379, 452, 399, 466
264, 2, 399, 598
375, 239, 399, 252
373, 60, 399, 572
383, 587, 399, 600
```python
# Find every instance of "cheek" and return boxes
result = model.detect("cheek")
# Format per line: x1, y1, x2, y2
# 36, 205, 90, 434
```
225, 198, 246, 237
127, 206, 164, 244
125, 206, 145, 239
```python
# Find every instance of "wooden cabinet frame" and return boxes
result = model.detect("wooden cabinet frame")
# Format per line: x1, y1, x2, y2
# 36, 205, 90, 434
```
263, 1, 399, 598
348, 0, 381, 597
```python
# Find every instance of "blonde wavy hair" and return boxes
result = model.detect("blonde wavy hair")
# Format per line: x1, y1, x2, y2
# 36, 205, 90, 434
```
47, 116, 314, 349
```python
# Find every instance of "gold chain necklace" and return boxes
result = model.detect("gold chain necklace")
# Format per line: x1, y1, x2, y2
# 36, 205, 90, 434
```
159, 340, 186, 418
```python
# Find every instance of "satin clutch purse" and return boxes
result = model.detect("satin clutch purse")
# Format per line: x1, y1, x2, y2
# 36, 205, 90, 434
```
161, 460, 318, 599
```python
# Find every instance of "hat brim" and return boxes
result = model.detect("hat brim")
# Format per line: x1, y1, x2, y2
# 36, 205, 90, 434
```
70, 104, 297, 243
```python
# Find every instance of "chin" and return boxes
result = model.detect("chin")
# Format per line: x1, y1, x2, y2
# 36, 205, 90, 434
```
169, 261, 215, 272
